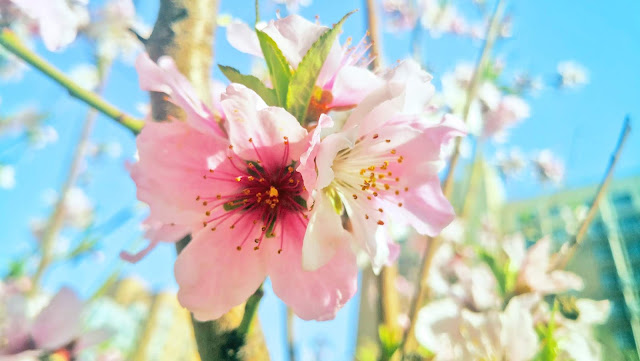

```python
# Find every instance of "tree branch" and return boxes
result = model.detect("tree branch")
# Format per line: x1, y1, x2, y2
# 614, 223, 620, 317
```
0, 30, 144, 134
553, 116, 632, 269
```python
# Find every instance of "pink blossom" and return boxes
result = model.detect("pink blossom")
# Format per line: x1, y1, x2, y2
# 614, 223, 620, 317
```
298, 60, 465, 273
381, 0, 418, 32
0, 287, 108, 360
515, 237, 583, 295
226, 14, 382, 116
482, 95, 530, 141
129, 55, 357, 321
9, 0, 88, 51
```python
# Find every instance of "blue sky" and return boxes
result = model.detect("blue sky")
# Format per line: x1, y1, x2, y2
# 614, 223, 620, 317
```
1, 0, 639, 360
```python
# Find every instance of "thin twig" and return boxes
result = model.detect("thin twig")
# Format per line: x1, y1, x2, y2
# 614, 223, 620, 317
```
31, 99, 100, 289
0, 29, 144, 134
398, 0, 507, 357
553, 116, 632, 270
286, 307, 296, 361
365, 0, 383, 70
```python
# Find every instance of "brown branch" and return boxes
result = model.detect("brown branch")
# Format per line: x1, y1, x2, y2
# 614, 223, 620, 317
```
365, 0, 383, 71
398, 0, 507, 357
553, 116, 632, 270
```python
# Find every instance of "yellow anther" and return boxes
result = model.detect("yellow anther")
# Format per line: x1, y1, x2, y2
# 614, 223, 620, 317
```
269, 186, 279, 197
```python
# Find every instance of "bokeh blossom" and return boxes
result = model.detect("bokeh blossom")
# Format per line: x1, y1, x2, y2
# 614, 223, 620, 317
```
0, 286, 109, 360
9, 0, 88, 51
557, 60, 589, 89
533, 149, 565, 184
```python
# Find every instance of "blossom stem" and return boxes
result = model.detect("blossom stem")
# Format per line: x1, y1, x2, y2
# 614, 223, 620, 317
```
0, 29, 144, 134
364, 0, 383, 70
397, 0, 507, 357
553, 116, 632, 269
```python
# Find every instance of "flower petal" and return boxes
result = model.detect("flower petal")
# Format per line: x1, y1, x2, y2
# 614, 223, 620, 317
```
302, 192, 352, 271
221, 84, 307, 162
135, 53, 223, 137
226, 20, 262, 58
267, 216, 358, 321
130, 121, 230, 230
174, 227, 267, 321
31, 287, 82, 350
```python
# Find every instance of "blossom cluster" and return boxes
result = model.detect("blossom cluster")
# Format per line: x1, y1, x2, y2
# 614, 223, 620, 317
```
124, 13, 466, 321
403, 224, 609, 360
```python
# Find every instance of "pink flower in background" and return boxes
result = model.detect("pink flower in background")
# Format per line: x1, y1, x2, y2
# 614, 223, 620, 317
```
381, 0, 418, 32
0, 287, 108, 360
482, 95, 530, 141
298, 60, 465, 273
533, 149, 565, 184
129, 54, 357, 321
226, 14, 382, 117
10, 0, 88, 51
513, 237, 583, 295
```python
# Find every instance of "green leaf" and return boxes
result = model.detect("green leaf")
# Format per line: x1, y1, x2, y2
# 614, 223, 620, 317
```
218, 65, 278, 106
257, 30, 292, 106
285, 10, 356, 123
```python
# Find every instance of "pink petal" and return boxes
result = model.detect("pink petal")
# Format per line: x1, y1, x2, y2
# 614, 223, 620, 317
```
221, 84, 307, 162
386, 177, 455, 237
298, 114, 334, 195
31, 287, 82, 350
266, 216, 358, 321
130, 121, 230, 230
135, 53, 224, 137
329, 65, 383, 108
120, 216, 189, 263
174, 228, 267, 321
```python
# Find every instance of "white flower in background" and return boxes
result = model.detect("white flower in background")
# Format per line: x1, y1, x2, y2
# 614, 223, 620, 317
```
0, 164, 16, 189
69, 63, 100, 90
418, 0, 468, 37
495, 148, 526, 178
533, 149, 565, 184
557, 299, 610, 361
382, 0, 417, 32
272, 0, 311, 13
9, 0, 89, 51
415, 295, 539, 361
63, 187, 94, 229
85, 0, 150, 63
557, 61, 589, 88
28, 124, 58, 148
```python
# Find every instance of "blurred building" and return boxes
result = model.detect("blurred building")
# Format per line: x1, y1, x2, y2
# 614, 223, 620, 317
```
502, 175, 640, 361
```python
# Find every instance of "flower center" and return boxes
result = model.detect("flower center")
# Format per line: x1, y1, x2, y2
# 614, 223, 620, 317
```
330, 132, 408, 224
196, 137, 308, 253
